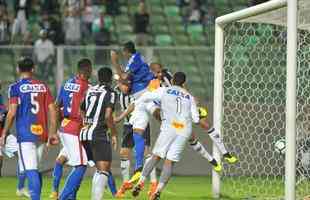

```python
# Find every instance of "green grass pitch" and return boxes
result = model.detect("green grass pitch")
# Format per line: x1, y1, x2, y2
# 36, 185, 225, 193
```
0, 176, 231, 200
0, 176, 290, 199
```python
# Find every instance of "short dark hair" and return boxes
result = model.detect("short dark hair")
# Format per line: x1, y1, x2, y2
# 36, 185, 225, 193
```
98, 67, 112, 84
18, 57, 34, 72
173, 72, 186, 86
123, 41, 136, 54
77, 58, 92, 74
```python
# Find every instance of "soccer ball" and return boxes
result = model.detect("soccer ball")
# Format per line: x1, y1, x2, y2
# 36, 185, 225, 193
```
275, 138, 286, 154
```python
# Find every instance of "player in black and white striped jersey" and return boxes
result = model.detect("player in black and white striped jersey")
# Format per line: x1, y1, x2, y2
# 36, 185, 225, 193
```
80, 67, 118, 200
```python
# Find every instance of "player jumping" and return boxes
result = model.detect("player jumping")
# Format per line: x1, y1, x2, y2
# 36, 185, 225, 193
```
132, 72, 200, 199
111, 42, 154, 186
79, 67, 118, 200
0, 57, 59, 200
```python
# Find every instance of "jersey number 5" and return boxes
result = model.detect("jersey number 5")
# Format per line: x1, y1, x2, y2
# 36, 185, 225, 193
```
31, 93, 39, 114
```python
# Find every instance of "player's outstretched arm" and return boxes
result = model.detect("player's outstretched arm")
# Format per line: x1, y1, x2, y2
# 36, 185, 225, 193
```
48, 103, 59, 145
111, 50, 128, 80
0, 104, 17, 146
114, 103, 135, 123
106, 107, 117, 150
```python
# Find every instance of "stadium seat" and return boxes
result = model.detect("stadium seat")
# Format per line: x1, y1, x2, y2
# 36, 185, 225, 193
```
164, 6, 180, 17
174, 34, 190, 45
152, 24, 169, 33
119, 34, 136, 43
150, 15, 166, 24
149, 0, 162, 5
187, 24, 204, 36
116, 24, 132, 33
150, 5, 164, 14
120, 6, 128, 14
115, 15, 130, 24
169, 24, 185, 34
155, 34, 173, 46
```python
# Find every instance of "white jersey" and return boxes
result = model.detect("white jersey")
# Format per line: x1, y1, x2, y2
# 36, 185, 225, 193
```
135, 85, 199, 138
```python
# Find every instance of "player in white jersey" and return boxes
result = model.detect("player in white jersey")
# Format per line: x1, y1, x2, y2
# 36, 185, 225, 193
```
131, 72, 200, 200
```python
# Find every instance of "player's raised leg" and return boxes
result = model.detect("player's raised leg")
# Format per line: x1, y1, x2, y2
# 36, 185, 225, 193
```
188, 133, 222, 172
199, 114, 238, 164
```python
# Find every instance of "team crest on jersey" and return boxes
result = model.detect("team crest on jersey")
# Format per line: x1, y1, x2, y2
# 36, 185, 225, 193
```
20, 84, 47, 93
31, 124, 43, 135
64, 83, 80, 92
167, 89, 190, 99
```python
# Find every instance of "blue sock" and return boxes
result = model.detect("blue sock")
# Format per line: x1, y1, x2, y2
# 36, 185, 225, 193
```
108, 171, 117, 196
25, 170, 41, 200
52, 162, 64, 192
133, 132, 145, 170
59, 165, 86, 200
17, 168, 26, 190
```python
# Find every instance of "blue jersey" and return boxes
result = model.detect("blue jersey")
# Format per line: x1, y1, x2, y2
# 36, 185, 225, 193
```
8, 78, 54, 143
56, 76, 89, 135
125, 53, 154, 94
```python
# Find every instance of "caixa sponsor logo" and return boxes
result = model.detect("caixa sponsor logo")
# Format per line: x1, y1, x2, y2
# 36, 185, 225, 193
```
64, 83, 80, 92
20, 84, 47, 93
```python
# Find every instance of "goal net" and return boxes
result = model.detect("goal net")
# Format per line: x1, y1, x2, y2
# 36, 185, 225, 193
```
214, 0, 310, 199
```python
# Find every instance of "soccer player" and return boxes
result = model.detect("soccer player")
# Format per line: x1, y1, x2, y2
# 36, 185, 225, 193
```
54, 58, 92, 200
111, 41, 153, 183
79, 67, 117, 200
132, 72, 199, 199
115, 83, 156, 198
0, 57, 59, 200
116, 63, 224, 173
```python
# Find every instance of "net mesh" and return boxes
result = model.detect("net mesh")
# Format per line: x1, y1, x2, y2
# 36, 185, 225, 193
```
220, 0, 310, 199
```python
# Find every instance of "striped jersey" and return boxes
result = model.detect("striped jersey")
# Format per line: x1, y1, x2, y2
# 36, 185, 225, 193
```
80, 84, 116, 141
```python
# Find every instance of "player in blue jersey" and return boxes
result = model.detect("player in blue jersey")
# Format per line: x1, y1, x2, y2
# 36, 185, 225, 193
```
0, 57, 59, 200
111, 41, 154, 184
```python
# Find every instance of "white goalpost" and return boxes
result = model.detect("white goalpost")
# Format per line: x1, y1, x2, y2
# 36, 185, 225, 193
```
212, 0, 306, 199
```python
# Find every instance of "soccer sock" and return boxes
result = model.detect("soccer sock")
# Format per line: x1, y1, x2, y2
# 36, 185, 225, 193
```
146, 155, 157, 182
133, 132, 145, 170
139, 156, 160, 184
120, 159, 130, 181
208, 128, 228, 155
150, 168, 157, 183
52, 161, 64, 192
108, 171, 117, 196
156, 163, 173, 193
189, 140, 214, 162
17, 169, 26, 190
25, 169, 41, 200
91, 170, 109, 200
59, 165, 86, 200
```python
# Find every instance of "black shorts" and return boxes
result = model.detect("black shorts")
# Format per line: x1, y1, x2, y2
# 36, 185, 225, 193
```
90, 139, 112, 162
121, 124, 151, 148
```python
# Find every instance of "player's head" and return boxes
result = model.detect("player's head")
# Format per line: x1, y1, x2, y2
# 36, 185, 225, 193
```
98, 67, 113, 85
150, 62, 163, 80
17, 57, 35, 75
77, 58, 92, 80
122, 41, 136, 59
172, 72, 186, 87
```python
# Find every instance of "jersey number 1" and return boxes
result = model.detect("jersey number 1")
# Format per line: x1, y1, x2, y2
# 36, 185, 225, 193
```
176, 97, 182, 114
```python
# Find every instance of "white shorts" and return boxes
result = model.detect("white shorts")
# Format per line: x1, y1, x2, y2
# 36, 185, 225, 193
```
3, 135, 18, 158
17, 142, 45, 172
59, 132, 87, 166
152, 127, 189, 162
129, 102, 150, 130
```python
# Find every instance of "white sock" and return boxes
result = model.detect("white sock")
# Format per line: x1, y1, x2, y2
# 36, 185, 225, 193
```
190, 140, 213, 162
150, 168, 157, 182
91, 170, 109, 200
120, 159, 130, 181
208, 128, 228, 155
156, 182, 165, 193
145, 155, 157, 182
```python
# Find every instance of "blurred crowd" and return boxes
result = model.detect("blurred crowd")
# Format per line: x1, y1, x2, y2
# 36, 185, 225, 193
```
0, 0, 122, 47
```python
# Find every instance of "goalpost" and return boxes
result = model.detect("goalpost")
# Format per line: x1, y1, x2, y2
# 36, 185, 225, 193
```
212, 0, 310, 199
